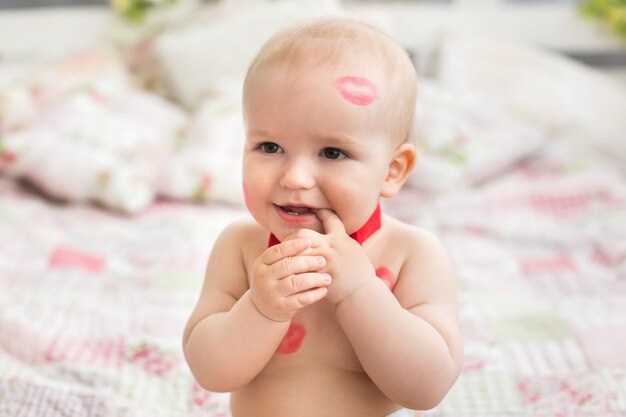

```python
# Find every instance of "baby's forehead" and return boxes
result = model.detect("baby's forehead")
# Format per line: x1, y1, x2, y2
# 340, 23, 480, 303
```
244, 19, 417, 144
249, 21, 405, 78
247, 50, 393, 102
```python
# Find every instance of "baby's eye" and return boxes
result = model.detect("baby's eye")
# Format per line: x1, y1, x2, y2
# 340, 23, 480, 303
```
259, 142, 283, 154
321, 147, 346, 160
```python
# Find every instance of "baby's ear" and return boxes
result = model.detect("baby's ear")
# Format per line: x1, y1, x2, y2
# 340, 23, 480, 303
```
380, 143, 417, 198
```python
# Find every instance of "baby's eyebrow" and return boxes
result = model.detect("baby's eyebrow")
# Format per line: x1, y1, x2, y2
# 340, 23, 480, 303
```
318, 134, 363, 149
247, 128, 273, 138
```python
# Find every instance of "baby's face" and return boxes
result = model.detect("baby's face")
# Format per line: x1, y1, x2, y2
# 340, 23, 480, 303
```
242, 62, 395, 240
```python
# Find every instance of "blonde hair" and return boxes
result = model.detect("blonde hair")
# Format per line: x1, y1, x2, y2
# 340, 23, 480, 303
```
243, 17, 417, 144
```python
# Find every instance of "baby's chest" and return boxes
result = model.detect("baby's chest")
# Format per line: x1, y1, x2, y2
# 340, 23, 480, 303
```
264, 302, 363, 372
265, 263, 400, 372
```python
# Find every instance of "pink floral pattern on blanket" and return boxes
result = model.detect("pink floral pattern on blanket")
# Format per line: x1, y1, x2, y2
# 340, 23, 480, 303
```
0, 139, 624, 416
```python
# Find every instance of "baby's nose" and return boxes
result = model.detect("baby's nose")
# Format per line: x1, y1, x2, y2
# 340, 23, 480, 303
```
280, 159, 315, 190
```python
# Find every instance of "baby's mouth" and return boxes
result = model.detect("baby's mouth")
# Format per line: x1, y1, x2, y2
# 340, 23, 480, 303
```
279, 205, 315, 216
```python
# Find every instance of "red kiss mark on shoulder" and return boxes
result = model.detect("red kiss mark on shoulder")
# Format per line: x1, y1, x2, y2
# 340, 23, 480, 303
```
375, 266, 396, 291
334, 76, 379, 106
277, 323, 306, 354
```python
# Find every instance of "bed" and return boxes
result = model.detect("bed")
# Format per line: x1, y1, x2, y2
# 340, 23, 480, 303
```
0, 3, 625, 416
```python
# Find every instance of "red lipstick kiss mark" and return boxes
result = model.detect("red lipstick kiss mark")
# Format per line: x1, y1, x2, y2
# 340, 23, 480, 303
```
277, 323, 306, 354
376, 266, 396, 291
242, 182, 251, 211
334, 76, 379, 106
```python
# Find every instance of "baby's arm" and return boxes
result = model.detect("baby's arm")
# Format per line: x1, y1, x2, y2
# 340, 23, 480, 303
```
183, 223, 329, 392
336, 233, 462, 410
315, 211, 463, 410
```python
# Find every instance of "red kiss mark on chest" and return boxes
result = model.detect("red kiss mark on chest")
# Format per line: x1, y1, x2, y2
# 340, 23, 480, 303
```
277, 323, 306, 354
376, 267, 396, 291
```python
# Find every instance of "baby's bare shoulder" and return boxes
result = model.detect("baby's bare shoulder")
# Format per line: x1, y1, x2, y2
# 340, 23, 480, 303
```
216, 219, 268, 251
382, 215, 444, 253
220, 218, 266, 240
205, 219, 270, 279
382, 216, 455, 298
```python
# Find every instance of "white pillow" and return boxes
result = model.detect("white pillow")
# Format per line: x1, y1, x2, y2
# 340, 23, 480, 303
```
157, 79, 245, 206
432, 31, 626, 169
0, 51, 188, 213
409, 79, 546, 193
0, 49, 130, 133
153, 1, 342, 108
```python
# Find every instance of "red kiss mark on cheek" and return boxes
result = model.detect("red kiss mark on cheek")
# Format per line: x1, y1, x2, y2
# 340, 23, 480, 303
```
277, 323, 306, 354
376, 267, 396, 291
334, 76, 379, 106
242, 182, 251, 211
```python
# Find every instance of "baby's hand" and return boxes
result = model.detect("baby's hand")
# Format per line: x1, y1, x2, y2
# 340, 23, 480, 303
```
299, 209, 376, 305
249, 237, 331, 322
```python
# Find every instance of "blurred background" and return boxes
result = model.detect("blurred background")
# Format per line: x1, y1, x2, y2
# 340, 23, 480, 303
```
1, 0, 625, 81
0, 1, 624, 416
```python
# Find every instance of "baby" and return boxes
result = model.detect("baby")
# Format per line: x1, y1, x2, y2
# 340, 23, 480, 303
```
183, 17, 463, 417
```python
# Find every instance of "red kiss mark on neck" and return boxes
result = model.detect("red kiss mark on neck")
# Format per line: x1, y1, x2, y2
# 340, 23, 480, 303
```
277, 323, 306, 354
334, 76, 379, 106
